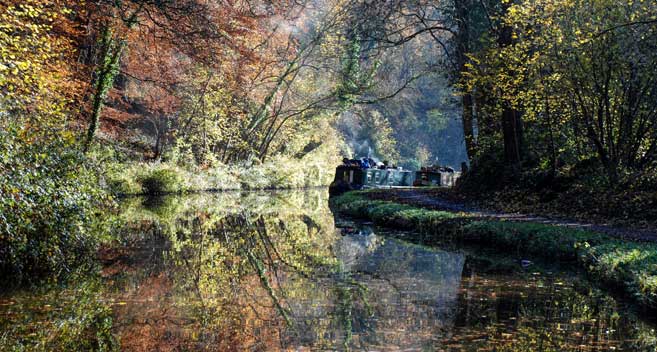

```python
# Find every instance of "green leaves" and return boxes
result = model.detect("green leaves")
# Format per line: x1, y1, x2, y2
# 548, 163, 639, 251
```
336, 36, 378, 110
466, 0, 657, 178
0, 122, 110, 284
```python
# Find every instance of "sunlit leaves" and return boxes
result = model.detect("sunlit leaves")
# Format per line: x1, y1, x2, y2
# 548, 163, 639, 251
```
0, 1, 74, 116
465, 0, 657, 175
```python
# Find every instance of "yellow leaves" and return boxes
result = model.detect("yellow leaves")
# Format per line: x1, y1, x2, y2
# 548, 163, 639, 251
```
0, 0, 74, 116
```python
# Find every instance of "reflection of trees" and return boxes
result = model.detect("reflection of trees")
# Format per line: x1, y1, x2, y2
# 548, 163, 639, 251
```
109, 190, 469, 351
332, 234, 466, 350
449, 263, 657, 352
0, 279, 118, 351
107, 191, 657, 352
5, 190, 656, 351
108, 190, 341, 351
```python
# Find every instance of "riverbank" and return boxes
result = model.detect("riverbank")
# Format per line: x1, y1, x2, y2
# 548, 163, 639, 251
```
106, 157, 337, 196
453, 163, 657, 230
330, 191, 657, 312
365, 188, 657, 242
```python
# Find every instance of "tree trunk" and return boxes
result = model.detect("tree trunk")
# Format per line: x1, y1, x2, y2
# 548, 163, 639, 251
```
84, 25, 125, 152
502, 106, 523, 164
498, 4, 524, 166
462, 93, 477, 159
455, 0, 477, 161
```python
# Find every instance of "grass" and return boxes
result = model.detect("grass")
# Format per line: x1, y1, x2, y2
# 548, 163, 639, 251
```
105, 156, 336, 196
331, 191, 657, 310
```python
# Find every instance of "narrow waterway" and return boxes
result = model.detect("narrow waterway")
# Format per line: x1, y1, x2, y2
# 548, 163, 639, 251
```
1, 190, 655, 351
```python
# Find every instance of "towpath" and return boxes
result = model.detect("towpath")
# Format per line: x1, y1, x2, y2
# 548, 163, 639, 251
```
365, 189, 657, 243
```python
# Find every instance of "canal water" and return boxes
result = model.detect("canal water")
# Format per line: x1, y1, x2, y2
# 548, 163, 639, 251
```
1, 190, 655, 351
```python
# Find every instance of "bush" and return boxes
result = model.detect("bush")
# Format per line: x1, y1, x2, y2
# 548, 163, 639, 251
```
455, 149, 508, 193
136, 166, 184, 195
0, 125, 109, 283
107, 175, 143, 196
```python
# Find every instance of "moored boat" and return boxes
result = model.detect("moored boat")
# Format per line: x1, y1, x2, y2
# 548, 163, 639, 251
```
413, 165, 460, 187
329, 159, 461, 196
328, 158, 414, 196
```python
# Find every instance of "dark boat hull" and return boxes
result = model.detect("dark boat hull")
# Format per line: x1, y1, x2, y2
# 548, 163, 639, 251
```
329, 165, 414, 196
328, 165, 461, 196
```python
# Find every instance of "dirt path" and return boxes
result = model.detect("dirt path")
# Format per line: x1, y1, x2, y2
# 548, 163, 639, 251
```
366, 189, 657, 243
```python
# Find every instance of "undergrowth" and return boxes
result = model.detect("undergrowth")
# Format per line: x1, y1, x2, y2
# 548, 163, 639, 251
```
105, 156, 336, 196
454, 157, 657, 227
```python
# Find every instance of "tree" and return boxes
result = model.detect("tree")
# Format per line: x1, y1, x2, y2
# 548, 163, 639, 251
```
477, 0, 657, 180
0, 1, 108, 282
79, 0, 292, 151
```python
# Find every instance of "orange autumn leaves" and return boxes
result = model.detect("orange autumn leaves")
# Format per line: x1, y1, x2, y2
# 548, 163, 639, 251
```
0, 0, 298, 136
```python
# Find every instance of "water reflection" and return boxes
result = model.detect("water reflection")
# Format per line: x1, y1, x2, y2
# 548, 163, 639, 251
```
0, 190, 656, 351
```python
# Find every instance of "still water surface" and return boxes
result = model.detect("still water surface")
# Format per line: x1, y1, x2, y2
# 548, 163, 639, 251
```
1, 190, 656, 351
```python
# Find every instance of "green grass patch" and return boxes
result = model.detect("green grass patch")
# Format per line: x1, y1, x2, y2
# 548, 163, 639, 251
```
105, 156, 338, 196
582, 241, 657, 307
331, 191, 657, 311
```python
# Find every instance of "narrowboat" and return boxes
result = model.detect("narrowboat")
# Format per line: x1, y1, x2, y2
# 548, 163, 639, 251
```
413, 166, 460, 187
328, 158, 414, 196
329, 159, 461, 196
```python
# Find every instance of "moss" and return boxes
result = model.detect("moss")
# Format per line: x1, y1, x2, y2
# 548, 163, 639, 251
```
331, 191, 657, 311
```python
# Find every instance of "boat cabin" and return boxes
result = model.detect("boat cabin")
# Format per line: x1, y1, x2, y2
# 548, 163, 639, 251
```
329, 160, 460, 195
329, 162, 414, 195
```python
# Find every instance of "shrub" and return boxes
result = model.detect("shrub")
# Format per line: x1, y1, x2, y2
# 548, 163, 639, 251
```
0, 124, 109, 283
136, 166, 184, 195
107, 175, 143, 196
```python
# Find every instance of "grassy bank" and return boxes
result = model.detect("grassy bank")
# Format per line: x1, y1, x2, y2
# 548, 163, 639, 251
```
105, 155, 338, 196
331, 191, 657, 311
